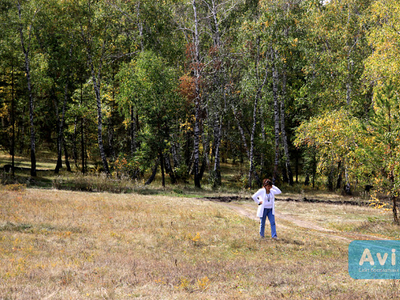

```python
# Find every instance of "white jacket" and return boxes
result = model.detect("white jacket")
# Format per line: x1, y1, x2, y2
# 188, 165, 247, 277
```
252, 185, 282, 217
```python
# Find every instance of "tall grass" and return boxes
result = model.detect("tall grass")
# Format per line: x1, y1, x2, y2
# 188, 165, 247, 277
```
1, 188, 399, 299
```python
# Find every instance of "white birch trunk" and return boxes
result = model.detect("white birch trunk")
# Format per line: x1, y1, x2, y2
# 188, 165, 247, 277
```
248, 58, 269, 187
17, 0, 36, 177
280, 62, 293, 185
85, 0, 110, 175
271, 49, 280, 184
192, 0, 202, 188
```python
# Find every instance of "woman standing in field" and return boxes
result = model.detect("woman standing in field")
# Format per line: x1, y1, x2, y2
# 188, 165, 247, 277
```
252, 179, 282, 239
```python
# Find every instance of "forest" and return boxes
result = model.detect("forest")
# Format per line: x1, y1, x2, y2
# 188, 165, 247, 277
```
1, 0, 400, 220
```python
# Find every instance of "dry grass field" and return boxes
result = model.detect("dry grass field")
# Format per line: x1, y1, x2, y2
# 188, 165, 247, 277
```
1, 186, 400, 299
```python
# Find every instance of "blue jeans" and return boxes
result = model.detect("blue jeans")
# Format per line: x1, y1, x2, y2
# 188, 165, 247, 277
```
260, 208, 277, 238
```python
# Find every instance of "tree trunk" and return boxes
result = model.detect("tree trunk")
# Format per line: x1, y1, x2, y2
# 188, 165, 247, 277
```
145, 158, 159, 185
55, 81, 69, 173
18, 0, 36, 177
304, 174, 310, 186
210, 0, 220, 47
88, 48, 110, 175
199, 153, 207, 182
81, 117, 85, 174
295, 150, 299, 184
213, 116, 223, 187
11, 58, 15, 177
344, 167, 351, 195
192, 0, 202, 188
130, 106, 136, 157
160, 152, 165, 188
280, 63, 293, 185
232, 104, 250, 158
55, 43, 72, 174
185, 131, 192, 172
79, 80, 86, 173
171, 139, 180, 170
281, 155, 288, 183
392, 196, 399, 225
63, 137, 71, 172
209, 0, 224, 187
249, 56, 269, 188
84, 0, 110, 175
55, 91, 62, 173
18, 114, 24, 155
193, 105, 201, 188
328, 164, 335, 191
390, 172, 399, 224
199, 131, 209, 182
108, 121, 116, 161
164, 153, 176, 184
312, 147, 317, 188
271, 49, 280, 185
260, 104, 266, 171
72, 116, 78, 168
336, 161, 342, 189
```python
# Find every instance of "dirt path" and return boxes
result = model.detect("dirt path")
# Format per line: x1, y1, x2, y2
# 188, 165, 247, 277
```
218, 202, 387, 242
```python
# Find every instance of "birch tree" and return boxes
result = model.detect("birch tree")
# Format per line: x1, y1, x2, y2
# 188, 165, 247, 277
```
300, 0, 372, 189
78, 0, 123, 175
302, 0, 371, 113
172, 0, 206, 188
31, 0, 76, 173
0, 0, 21, 177
191, 0, 203, 188
16, 0, 41, 177
203, 0, 242, 186
364, 0, 400, 223
249, 0, 302, 185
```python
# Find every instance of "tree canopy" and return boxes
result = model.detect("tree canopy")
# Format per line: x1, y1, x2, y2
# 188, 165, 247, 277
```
1, 0, 400, 221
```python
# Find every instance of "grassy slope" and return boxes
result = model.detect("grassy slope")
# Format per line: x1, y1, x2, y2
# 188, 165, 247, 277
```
1, 188, 399, 299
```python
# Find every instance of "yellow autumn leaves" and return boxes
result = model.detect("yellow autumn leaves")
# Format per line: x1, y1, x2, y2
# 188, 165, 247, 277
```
294, 109, 371, 175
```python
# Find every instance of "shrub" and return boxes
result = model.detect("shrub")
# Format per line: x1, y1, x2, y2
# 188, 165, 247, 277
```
111, 154, 141, 179
52, 173, 136, 193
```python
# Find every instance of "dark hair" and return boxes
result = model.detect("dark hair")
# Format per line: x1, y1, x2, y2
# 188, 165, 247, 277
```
263, 179, 273, 187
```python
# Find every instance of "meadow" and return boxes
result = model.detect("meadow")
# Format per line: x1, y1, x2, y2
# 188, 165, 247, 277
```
1, 185, 400, 299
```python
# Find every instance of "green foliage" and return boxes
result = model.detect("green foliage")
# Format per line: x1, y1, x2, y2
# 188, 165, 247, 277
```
366, 84, 400, 191
0, 0, 399, 212
116, 50, 185, 177
300, 0, 372, 116
110, 153, 141, 179
365, 0, 400, 88
294, 109, 372, 184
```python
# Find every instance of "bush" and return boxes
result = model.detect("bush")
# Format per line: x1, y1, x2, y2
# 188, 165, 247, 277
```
1, 183, 27, 192
52, 173, 136, 193
110, 154, 141, 179
174, 164, 189, 182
